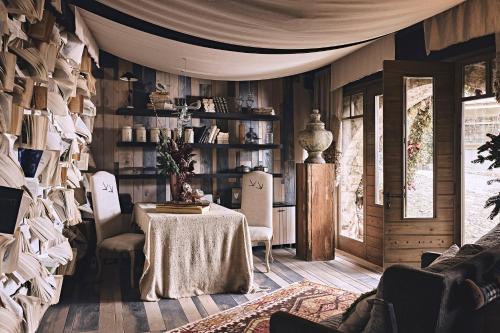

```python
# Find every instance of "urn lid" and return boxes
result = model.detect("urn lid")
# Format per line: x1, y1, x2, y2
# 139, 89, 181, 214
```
306, 109, 325, 130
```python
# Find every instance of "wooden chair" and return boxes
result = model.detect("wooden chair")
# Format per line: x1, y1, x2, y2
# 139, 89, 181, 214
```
90, 171, 144, 287
241, 171, 274, 272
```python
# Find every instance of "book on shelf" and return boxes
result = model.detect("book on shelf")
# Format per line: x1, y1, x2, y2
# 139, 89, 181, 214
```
20, 112, 49, 149
0, 93, 24, 135
0, 51, 16, 92
216, 132, 229, 144
17, 148, 43, 177
0, 186, 27, 235
6, 0, 45, 21
9, 43, 48, 82
0, 152, 27, 188
12, 77, 34, 108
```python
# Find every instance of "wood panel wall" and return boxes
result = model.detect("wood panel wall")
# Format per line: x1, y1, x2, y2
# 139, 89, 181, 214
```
91, 52, 299, 205
364, 84, 384, 266
382, 61, 456, 268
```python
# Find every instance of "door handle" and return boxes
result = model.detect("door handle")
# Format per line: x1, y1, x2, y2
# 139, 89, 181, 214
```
383, 192, 404, 209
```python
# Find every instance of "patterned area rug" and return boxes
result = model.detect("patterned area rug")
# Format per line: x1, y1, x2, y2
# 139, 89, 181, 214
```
169, 281, 357, 333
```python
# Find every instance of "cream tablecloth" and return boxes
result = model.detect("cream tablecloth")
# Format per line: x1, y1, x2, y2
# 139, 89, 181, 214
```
134, 203, 254, 301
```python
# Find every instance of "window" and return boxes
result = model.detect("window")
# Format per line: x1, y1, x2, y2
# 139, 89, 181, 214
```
462, 98, 500, 243
464, 61, 487, 97
340, 93, 364, 241
404, 77, 434, 218
375, 95, 383, 205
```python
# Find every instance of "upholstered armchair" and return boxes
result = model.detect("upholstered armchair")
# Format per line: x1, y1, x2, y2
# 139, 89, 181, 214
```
241, 171, 273, 272
90, 171, 144, 287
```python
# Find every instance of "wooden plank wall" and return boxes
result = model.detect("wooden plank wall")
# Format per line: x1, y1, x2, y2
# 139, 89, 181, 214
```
364, 85, 383, 266
383, 61, 456, 268
91, 52, 294, 205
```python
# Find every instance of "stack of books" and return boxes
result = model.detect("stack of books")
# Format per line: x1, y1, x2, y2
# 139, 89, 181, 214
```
216, 132, 229, 144
253, 107, 275, 115
155, 201, 210, 214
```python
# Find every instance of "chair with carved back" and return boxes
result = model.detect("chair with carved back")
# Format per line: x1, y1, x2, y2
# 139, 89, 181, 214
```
90, 171, 144, 287
241, 171, 273, 272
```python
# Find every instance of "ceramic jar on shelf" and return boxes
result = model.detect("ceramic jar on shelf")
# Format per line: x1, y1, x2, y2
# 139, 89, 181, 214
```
135, 124, 147, 142
121, 126, 132, 142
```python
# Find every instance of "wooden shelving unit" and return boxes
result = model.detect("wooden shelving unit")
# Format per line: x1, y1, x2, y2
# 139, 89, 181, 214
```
114, 168, 283, 180
116, 107, 280, 121
116, 141, 282, 150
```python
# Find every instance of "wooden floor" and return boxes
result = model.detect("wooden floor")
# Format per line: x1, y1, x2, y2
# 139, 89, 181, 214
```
37, 248, 381, 333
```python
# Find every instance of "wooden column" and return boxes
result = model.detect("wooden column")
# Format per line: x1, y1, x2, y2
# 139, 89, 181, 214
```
296, 163, 335, 261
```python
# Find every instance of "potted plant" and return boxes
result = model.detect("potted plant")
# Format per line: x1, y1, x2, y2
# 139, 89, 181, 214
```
473, 133, 500, 219
156, 132, 196, 201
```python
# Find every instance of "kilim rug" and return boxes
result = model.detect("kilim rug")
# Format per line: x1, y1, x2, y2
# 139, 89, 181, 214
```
168, 281, 358, 333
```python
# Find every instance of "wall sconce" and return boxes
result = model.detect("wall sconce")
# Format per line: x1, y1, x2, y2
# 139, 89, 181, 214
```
119, 72, 139, 108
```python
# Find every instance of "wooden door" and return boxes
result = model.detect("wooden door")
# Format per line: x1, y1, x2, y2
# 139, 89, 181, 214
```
338, 82, 383, 265
383, 60, 456, 268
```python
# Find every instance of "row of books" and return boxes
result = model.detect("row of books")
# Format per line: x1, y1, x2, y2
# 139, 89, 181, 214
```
193, 125, 216, 144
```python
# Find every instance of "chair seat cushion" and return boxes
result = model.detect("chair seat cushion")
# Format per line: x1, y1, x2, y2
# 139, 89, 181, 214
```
99, 233, 145, 252
249, 226, 272, 241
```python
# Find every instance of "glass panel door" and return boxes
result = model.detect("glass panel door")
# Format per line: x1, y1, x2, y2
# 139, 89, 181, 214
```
375, 95, 384, 205
463, 97, 500, 243
340, 93, 364, 241
404, 77, 434, 218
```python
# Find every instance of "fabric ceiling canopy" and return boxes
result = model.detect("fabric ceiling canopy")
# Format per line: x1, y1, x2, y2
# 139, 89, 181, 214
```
94, 0, 464, 51
76, 0, 464, 80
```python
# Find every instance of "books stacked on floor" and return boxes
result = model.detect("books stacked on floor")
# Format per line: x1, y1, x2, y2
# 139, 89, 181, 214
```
213, 97, 228, 113
155, 201, 211, 214
216, 132, 229, 144
252, 107, 275, 115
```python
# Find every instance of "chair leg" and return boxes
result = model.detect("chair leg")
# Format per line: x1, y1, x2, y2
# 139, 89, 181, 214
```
96, 247, 102, 280
269, 237, 275, 263
129, 250, 136, 288
264, 240, 271, 273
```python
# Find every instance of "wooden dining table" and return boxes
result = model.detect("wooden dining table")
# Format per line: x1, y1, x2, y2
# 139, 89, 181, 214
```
133, 202, 254, 301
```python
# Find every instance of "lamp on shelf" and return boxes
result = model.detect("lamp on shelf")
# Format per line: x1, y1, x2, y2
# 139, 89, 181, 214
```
119, 72, 139, 108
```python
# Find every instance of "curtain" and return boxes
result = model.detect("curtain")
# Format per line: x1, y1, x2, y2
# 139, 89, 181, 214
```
313, 68, 331, 129
330, 35, 394, 91
424, 0, 500, 53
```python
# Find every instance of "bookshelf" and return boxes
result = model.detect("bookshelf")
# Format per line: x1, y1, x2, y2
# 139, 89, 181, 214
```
116, 107, 280, 121
114, 107, 289, 208
116, 141, 282, 150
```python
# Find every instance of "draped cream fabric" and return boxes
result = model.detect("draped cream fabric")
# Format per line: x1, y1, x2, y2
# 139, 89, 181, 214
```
76, 8, 366, 80
424, 0, 500, 53
330, 34, 395, 91
73, 7, 99, 66
98, 0, 463, 50
77, 1, 463, 80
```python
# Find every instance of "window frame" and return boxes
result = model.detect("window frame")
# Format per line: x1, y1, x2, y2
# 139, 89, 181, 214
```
402, 76, 437, 220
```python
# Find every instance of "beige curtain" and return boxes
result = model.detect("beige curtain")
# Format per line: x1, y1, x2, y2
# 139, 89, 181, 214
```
313, 68, 331, 129
330, 34, 395, 91
424, 0, 500, 53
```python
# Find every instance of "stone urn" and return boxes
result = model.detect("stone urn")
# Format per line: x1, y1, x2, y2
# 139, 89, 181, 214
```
298, 109, 333, 163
